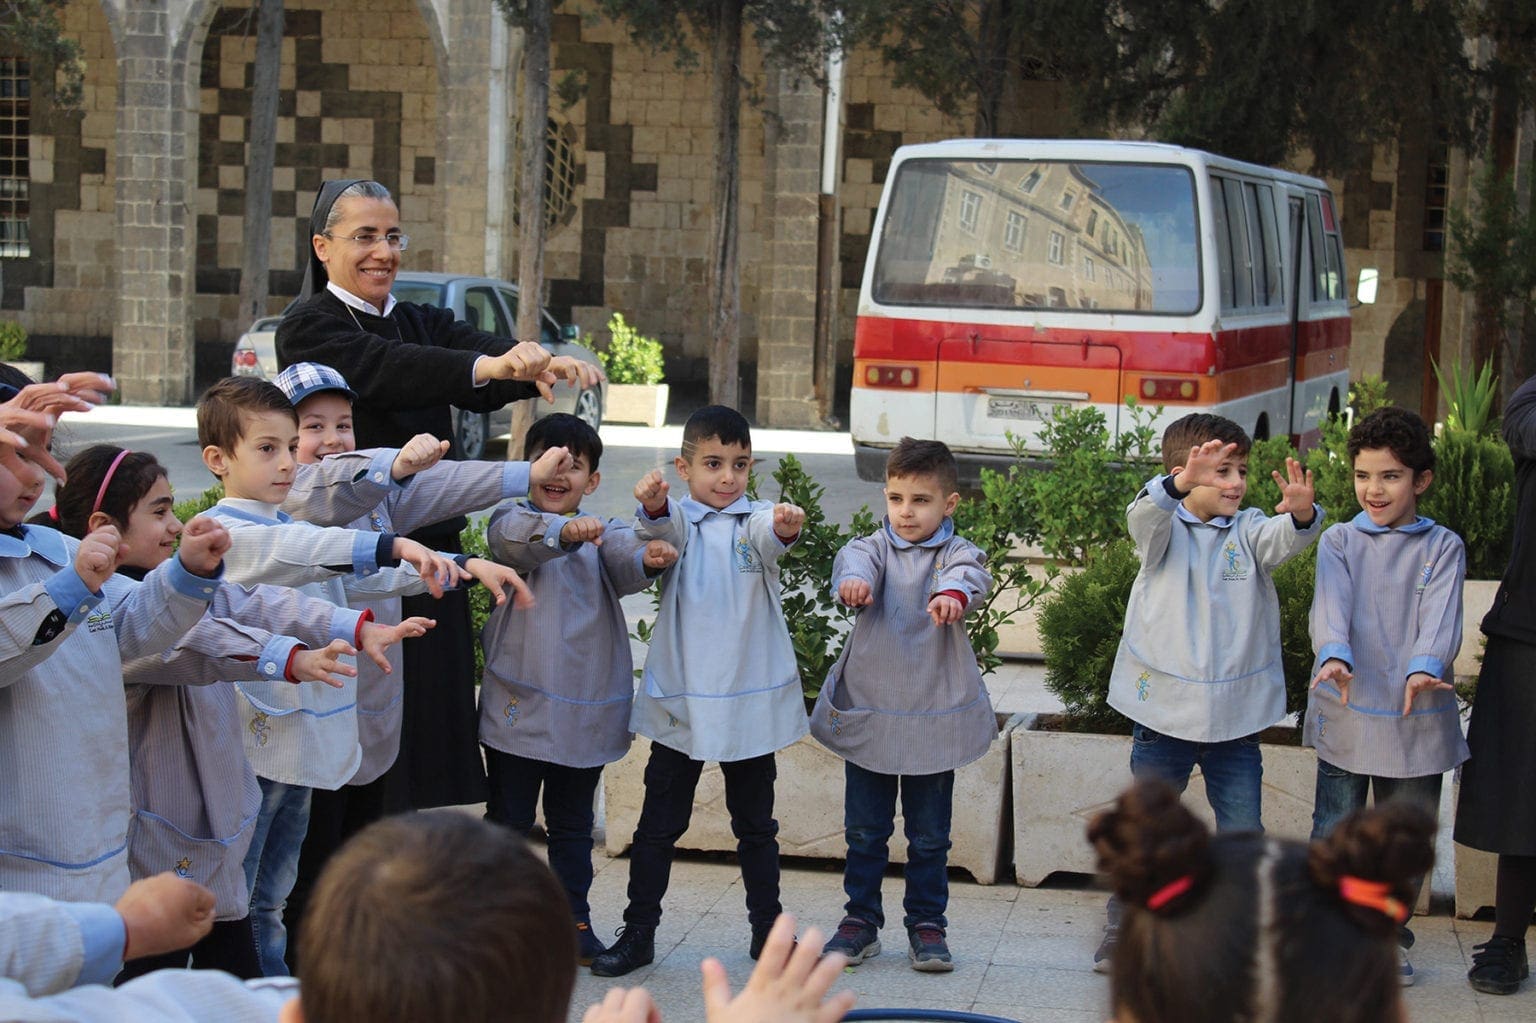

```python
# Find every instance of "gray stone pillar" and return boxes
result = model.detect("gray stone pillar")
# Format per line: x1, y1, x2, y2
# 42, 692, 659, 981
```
111, 0, 199, 404
756, 65, 822, 428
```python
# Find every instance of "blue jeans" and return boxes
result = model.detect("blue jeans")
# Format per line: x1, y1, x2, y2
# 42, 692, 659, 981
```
1311, 760, 1442, 840
842, 762, 954, 930
1129, 723, 1263, 832
242, 778, 312, 977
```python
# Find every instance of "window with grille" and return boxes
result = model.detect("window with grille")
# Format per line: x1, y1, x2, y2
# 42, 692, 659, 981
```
0, 58, 28, 258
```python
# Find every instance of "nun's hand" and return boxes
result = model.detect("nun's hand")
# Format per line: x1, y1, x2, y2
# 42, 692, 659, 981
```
475, 342, 557, 398
548, 355, 604, 391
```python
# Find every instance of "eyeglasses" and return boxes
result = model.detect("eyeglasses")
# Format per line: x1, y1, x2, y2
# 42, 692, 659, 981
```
324, 230, 410, 251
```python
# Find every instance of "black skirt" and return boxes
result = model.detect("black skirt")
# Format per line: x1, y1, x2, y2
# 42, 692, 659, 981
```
1454, 634, 1536, 856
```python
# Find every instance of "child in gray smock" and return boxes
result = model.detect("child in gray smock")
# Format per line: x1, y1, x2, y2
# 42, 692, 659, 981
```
1303, 407, 1465, 984
811, 438, 993, 972
477, 413, 677, 965
590, 405, 806, 978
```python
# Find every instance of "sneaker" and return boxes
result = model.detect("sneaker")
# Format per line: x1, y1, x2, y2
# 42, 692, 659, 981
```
821, 916, 882, 965
1468, 935, 1530, 995
1398, 945, 1414, 987
575, 920, 607, 967
1093, 924, 1118, 975
589, 925, 655, 978
907, 922, 953, 972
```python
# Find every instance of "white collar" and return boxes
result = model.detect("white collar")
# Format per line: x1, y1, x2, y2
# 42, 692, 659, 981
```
327, 281, 397, 318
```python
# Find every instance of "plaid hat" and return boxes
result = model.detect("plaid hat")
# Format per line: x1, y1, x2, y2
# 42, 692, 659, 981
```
274, 362, 356, 406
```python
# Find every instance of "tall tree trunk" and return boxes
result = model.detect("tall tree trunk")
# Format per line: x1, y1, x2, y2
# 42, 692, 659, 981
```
975, 0, 1011, 136
707, 0, 743, 409
238, 0, 283, 325
512, 0, 551, 457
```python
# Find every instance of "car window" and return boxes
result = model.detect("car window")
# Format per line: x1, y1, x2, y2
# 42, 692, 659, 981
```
465, 287, 510, 336
391, 281, 445, 307
497, 287, 558, 346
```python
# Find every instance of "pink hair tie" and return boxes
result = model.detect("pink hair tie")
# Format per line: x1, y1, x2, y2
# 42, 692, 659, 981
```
47, 506, 59, 522
92, 449, 131, 515
1146, 875, 1195, 911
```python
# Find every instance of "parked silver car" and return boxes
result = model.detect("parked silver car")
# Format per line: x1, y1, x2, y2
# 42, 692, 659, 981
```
232, 272, 605, 458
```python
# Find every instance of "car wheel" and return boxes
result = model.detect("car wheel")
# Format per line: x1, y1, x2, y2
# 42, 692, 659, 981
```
572, 388, 602, 430
454, 408, 489, 460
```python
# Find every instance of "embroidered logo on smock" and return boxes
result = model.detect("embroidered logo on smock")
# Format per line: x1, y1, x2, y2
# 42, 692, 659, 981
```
174, 857, 192, 879
1417, 561, 1433, 592
1220, 541, 1247, 581
829, 708, 844, 736
250, 712, 271, 747
734, 537, 762, 573
1317, 710, 1327, 739
86, 608, 114, 633
503, 697, 519, 727
369, 511, 387, 532
667, 713, 679, 727
1136, 671, 1152, 701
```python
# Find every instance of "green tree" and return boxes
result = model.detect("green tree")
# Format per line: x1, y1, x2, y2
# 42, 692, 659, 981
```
1, 0, 85, 107
591, 0, 845, 408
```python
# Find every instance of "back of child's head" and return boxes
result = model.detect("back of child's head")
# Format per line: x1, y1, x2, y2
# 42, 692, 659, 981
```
681, 404, 751, 456
524, 412, 603, 470
1089, 780, 1433, 1023
33, 445, 167, 537
885, 437, 958, 494
1347, 406, 1435, 475
297, 812, 576, 1023
197, 376, 298, 452
1160, 413, 1251, 473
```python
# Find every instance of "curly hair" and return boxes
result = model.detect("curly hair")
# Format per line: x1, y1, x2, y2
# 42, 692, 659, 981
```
1347, 406, 1435, 475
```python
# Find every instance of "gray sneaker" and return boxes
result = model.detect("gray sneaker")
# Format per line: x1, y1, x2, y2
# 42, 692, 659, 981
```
907, 921, 953, 972
821, 916, 881, 964
1093, 923, 1118, 974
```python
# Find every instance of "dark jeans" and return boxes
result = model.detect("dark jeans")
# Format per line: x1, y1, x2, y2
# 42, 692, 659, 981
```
1130, 723, 1263, 832
842, 762, 954, 930
624, 743, 781, 931
484, 747, 604, 921
114, 917, 262, 984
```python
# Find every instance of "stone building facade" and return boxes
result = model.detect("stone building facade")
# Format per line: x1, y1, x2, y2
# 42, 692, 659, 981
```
2, 0, 1478, 420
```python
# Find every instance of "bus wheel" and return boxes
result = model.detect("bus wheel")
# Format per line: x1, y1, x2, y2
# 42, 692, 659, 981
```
1253, 415, 1270, 441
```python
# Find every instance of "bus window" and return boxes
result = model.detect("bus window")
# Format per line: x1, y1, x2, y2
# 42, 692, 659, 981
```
1221, 177, 1254, 308
1306, 194, 1328, 301
1211, 177, 1235, 311
1251, 182, 1282, 306
1325, 232, 1345, 301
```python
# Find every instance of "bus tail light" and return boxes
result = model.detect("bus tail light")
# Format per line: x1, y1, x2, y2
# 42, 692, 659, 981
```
863, 365, 921, 389
1139, 377, 1199, 401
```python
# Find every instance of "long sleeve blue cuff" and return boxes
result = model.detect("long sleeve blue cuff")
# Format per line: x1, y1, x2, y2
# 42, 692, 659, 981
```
63, 903, 126, 985
45, 567, 104, 623
1406, 655, 1445, 679
1317, 642, 1354, 669
504, 460, 530, 499
256, 636, 305, 680
330, 606, 365, 645
164, 554, 224, 600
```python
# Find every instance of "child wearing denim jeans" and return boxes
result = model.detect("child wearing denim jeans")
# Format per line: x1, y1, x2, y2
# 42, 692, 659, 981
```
809, 438, 993, 972
1304, 406, 1465, 984
1095, 413, 1324, 970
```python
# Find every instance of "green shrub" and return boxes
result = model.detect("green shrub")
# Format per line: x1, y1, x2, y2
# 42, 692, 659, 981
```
1420, 429, 1514, 579
172, 483, 224, 525
460, 517, 494, 687
597, 312, 665, 385
0, 321, 26, 361
1274, 548, 1318, 728
1036, 539, 1138, 732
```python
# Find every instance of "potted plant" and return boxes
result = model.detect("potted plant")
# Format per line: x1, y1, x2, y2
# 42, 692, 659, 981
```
0, 321, 43, 381
596, 312, 668, 427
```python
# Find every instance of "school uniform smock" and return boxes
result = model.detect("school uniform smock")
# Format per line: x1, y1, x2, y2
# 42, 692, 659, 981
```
0, 526, 220, 902
1108, 475, 1324, 743
1302, 514, 1467, 778
632, 496, 809, 762
479, 502, 656, 768
810, 520, 996, 775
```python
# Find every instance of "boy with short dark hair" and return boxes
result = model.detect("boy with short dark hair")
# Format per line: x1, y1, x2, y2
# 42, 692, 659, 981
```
1305, 405, 1465, 984
591, 405, 808, 977
810, 437, 993, 972
477, 412, 677, 964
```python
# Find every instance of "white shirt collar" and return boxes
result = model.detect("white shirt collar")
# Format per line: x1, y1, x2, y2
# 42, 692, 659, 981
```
327, 280, 397, 318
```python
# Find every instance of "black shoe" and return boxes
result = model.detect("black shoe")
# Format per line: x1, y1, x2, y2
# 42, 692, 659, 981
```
907, 921, 953, 972
590, 925, 655, 977
575, 920, 608, 967
1468, 935, 1529, 995
749, 922, 797, 960
821, 916, 881, 965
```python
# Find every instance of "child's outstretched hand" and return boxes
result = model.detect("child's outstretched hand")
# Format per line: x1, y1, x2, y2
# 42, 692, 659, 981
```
177, 515, 231, 579
357, 616, 435, 673
115, 872, 215, 962
392, 433, 449, 480
838, 578, 874, 608
74, 524, 121, 592
635, 469, 669, 515
700, 914, 854, 1023
1312, 657, 1355, 704
927, 592, 964, 626
581, 987, 663, 1023
1172, 439, 1238, 492
529, 445, 575, 489
393, 538, 471, 599
1271, 456, 1316, 522
287, 639, 359, 689
773, 503, 804, 541
562, 515, 606, 546
1403, 671, 1454, 715
643, 540, 679, 571
465, 557, 535, 609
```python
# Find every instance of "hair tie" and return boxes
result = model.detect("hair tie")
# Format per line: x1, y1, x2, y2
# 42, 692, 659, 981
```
47, 506, 59, 522
1146, 875, 1195, 911
1337, 876, 1409, 924
92, 449, 130, 516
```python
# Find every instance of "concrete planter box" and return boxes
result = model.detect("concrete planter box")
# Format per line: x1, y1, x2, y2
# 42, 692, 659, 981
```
604, 382, 669, 427
603, 723, 1014, 884
1455, 579, 1499, 682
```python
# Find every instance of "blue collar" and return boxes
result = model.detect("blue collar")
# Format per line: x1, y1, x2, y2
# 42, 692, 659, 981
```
1174, 504, 1233, 529
0, 523, 71, 566
883, 516, 955, 549
680, 495, 753, 522
215, 499, 292, 526
1349, 510, 1435, 535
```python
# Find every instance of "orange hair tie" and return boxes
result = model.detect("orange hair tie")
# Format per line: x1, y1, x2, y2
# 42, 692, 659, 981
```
1337, 875, 1409, 924
1146, 875, 1194, 911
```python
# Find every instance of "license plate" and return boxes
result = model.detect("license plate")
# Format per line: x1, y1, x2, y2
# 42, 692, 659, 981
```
987, 396, 1063, 421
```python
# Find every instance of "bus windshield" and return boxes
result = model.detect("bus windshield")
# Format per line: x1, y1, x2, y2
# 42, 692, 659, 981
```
872, 159, 1201, 315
